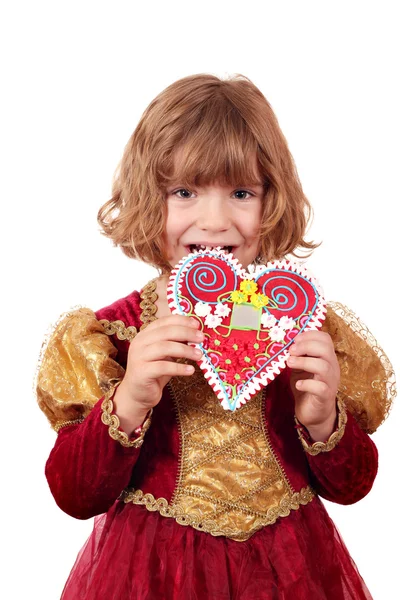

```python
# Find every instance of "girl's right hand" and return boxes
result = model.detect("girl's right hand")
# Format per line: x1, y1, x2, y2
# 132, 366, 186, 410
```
113, 315, 204, 429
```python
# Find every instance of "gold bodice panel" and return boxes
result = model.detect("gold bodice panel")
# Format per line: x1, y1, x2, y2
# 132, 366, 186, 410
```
165, 367, 313, 540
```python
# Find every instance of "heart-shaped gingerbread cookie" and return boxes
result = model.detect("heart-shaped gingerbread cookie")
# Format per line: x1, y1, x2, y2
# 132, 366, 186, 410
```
167, 248, 326, 410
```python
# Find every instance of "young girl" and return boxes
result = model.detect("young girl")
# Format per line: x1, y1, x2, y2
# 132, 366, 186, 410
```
36, 73, 395, 599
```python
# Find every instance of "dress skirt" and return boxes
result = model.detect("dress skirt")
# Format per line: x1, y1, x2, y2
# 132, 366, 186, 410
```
61, 496, 372, 600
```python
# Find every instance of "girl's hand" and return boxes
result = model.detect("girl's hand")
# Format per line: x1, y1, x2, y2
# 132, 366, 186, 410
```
287, 331, 340, 442
113, 315, 204, 433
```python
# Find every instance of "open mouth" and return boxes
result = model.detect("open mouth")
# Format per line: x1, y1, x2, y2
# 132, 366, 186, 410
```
189, 244, 234, 254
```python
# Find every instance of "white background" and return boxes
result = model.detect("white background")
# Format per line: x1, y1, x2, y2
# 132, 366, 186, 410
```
1, 1, 399, 598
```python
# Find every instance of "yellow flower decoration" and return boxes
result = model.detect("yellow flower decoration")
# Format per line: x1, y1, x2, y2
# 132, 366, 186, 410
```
250, 293, 269, 308
240, 279, 258, 295
231, 290, 248, 304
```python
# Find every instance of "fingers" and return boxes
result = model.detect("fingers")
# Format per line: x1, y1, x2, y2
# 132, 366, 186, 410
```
143, 360, 195, 380
136, 320, 205, 347
287, 355, 334, 380
289, 340, 333, 362
128, 315, 204, 385
293, 330, 331, 343
142, 340, 203, 363
144, 314, 200, 332
288, 330, 339, 383
294, 378, 331, 397
289, 331, 334, 359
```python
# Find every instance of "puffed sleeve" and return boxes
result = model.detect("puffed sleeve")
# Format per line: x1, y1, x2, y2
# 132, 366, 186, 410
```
295, 301, 396, 504
322, 301, 395, 433
36, 308, 152, 519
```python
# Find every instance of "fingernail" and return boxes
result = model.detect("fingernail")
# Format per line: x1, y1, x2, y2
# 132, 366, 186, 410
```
288, 357, 296, 365
196, 331, 205, 340
190, 317, 200, 327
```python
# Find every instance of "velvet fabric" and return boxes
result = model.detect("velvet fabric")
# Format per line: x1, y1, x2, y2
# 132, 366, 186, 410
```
42, 289, 378, 599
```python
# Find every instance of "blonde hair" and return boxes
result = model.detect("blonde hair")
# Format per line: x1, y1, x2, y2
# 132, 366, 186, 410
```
98, 73, 319, 273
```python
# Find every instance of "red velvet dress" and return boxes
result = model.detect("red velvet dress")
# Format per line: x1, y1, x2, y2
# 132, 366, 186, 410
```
40, 288, 380, 600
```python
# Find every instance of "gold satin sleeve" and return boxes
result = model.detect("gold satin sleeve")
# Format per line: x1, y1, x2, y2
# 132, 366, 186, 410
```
36, 308, 125, 431
321, 302, 396, 434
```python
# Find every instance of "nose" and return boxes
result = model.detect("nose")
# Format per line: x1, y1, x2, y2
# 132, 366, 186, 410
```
196, 195, 231, 232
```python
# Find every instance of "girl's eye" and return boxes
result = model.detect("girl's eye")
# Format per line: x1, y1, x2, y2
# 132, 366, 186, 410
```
173, 188, 194, 199
233, 190, 253, 201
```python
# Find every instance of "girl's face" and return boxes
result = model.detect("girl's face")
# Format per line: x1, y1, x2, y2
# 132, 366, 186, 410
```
164, 181, 264, 269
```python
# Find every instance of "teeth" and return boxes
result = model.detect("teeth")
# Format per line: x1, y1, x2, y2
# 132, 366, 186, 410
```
189, 244, 233, 253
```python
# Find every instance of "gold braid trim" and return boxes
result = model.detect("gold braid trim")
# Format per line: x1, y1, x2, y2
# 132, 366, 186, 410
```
98, 300, 156, 447
139, 279, 158, 331
120, 486, 315, 541
295, 398, 348, 456
54, 418, 85, 432
100, 384, 153, 448
99, 319, 137, 341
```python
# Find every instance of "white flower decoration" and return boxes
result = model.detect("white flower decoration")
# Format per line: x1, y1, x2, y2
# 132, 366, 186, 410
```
261, 313, 277, 328
269, 325, 286, 342
279, 316, 296, 331
214, 303, 231, 318
194, 301, 212, 317
204, 314, 223, 329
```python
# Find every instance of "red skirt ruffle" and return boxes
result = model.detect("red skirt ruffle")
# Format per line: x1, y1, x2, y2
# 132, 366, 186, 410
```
61, 497, 372, 600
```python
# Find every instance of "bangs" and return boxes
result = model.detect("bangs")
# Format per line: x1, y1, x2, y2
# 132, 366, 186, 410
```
158, 102, 265, 190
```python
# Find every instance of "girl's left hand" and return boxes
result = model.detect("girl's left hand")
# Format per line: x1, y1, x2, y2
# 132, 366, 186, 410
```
287, 330, 341, 442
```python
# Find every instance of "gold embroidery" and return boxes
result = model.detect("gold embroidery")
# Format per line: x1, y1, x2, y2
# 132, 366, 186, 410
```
295, 397, 348, 455
54, 418, 85, 432
139, 279, 158, 330
261, 404, 295, 494
100, 385, 153, 448
322, 302, 396, 433
99, 319, 137, 341
120, 486, 315, 540
164, 367, 314, 541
